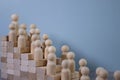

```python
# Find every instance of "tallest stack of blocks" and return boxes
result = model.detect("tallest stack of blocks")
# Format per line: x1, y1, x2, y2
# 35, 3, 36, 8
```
0, 14, 91, 80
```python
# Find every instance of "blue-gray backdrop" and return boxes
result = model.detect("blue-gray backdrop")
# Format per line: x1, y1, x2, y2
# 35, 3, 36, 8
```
0, 0, 120, 72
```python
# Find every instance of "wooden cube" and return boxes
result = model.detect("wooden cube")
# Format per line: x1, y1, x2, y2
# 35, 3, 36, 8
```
1, 63, 7, 69
13, 76, 21, 80
28, 66, 36, 73
21, 60, 29, 66
72, 71, 79, 79
7, 63, 14, 70
2, 47, 8, 53
13, 53, 20, 59
1, 52, 7, 57
20, 71, 29, 80
21, 65, 28, 72
1, 57, 7, 63
28, 73, 37, 80
7, 53, 13, 59
1, 72, 7, 79
7, 69, 14, 75
13, 59, 20, 65
14, 47, 20, 54
21, 53, 33, 60
7, 59, 13, 64
37, 67, 46, 80
1, 69, 7, 74
46, 73, 61, 80
7, 74, 14, 80
14, 63, 20, 70
14, 70, 20, 76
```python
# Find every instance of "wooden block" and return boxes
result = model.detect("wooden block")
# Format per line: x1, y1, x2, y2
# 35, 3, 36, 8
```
21, 60, 29, 66
14, 63, 20, 70
37, 67, 46, 80
7, 53, 13, 59
56, 58, 61, 65
21, 65, 28, 72
1, 68, 7, 73
7, 69, 14, 75
56, 65, 62, 73
1, 52, 7, 57
7, 63, 14, 70
72, 78, 79, 80
13, 76, 21, 80
72, 71, 79, 79
46, 73, 61, 80
21, 53, 33, 60
14, 70, 20, 76
28, 66, 36, 73
14, 47, 20, 54
1, 72, 7, 79
7, 59, 13, 64
28, 73, 37, 80
13, 59, 20, 65
1, 41, 8, 47
1, 57, 7, 63
1, 36, 8, 41
2, 47, 8, 53
28, 59, 47, 67
13, 53, 20, 59
7, 74, 14, 80
25, 47, 30, 53
7, 41, 14, 53
1, 63, 7, 69
20, 71, 29, 80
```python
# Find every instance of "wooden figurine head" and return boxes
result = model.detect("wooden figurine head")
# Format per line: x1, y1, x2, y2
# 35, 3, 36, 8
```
9, 23, 15, 30
43, 34, 49, 40
62, 60, 69, 69
30, 24, 36, 29
35, 40, 41, 47
35, 28, 40, 34
11, 14, 19, 21
47, 53, 56, 61
81, 66, 90, 75
99, 69, 108, 79
20, 24, 27, 30
79, 59, 87, 67
67, 52, 75, 59
19, 29, 25, 35
114, 71, 120, 80
61, 45, 69, 52
45, 39, 52, 46
48, 46, 56, 53
96, 67, 104, 76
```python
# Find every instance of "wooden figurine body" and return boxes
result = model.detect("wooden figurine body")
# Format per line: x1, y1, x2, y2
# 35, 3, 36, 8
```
114, 71, 120, 80
11, 14, 19, 35
48, 46, 57, 63
80, 66, 90, 80
61, 45, 69, 60
18, 29, 26, 49
29, 24, 36, 37
42, 34, 49, 53
47, 53, 56, 76
79, 58, 87, 77
9, 23, 17, 46
31, 35, 38, 54
61, 60, 71, 80
34, 40, 43, 61
67, 52, 75, 73
35, 28, 40, 40
20, 24, 28, 40
44, 39, 52, 59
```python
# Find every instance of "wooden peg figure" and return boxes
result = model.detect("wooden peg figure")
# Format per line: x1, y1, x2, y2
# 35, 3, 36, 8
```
11, 14, 19, 35
29, 24, 36, 37
42, 34, 49, 53
34, 40, 43, 61
61, 45, 69, 60
44, 39, 52, 59
80, 66, 90, 80
114, 71, 120, 80
20, 24, 28, 40
31, 34, 38, 54
67, 52, 75, 73
18, 29, 26, 50
99, 69, 108, 80
61, 60, 71, 80
96, 67, 105, 76
47, 53, 56, 76
35, 28, 41, 40
48, 46, 57, 63
79, 58, 87, 77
